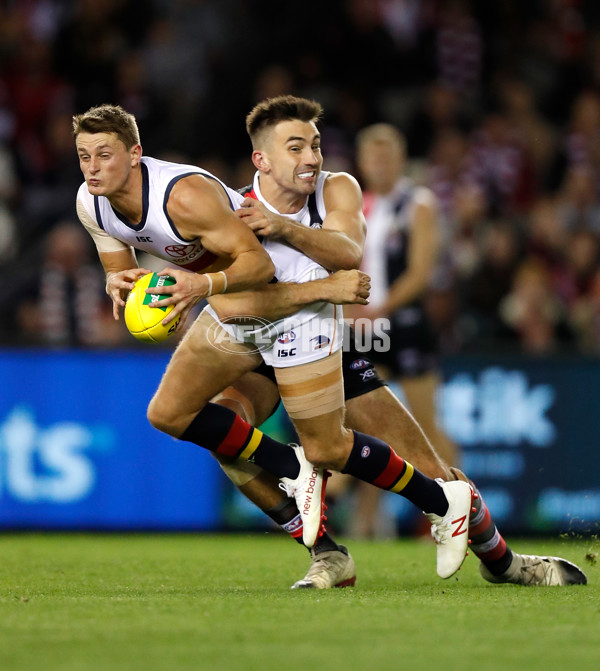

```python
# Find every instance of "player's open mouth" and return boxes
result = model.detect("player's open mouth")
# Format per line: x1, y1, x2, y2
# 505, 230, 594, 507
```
297, 171, 315, 180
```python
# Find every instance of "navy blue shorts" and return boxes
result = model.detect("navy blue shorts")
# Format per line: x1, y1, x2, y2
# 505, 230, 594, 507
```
369, 304, 438, 378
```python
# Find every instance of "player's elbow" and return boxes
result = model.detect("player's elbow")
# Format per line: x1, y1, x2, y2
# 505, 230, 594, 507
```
257, 255, 275, 283
332, 248, 363, 271
343, 251, 364, 270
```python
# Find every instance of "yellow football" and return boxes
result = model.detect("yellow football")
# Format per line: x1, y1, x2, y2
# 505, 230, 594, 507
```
124, 272, 181, 343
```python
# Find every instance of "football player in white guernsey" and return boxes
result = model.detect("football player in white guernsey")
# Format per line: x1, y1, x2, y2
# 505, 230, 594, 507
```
190, 96, 480, 584
199, 96, 587, 589
73, 104, 275, 325
73, 103, 376, 556
74, 102, 479, 584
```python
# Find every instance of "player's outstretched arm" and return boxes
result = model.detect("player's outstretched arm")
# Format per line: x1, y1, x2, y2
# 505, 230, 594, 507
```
236, 172, 366, 272
209, 269, 370, 322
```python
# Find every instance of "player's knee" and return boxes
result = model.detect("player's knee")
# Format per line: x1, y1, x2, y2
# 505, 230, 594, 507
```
303, 438, 350, 471
147, 397, 181, 437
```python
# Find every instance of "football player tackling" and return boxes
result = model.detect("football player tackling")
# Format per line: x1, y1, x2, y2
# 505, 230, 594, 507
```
73, 103, 475, 583
198, 96, 587, 589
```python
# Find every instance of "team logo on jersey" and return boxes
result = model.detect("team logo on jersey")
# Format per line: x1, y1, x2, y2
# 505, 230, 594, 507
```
310, 335, 330, 349
164, 243, 198, 258
164, 243, 215, 270
350, 358, 370, 370
277, 331, 296, 344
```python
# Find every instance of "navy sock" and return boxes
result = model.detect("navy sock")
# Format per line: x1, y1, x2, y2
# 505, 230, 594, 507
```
179, 403, 299, 479
342, 431, 448, 515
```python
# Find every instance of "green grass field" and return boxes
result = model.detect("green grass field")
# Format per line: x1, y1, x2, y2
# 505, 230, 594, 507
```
0, 533, 598, 671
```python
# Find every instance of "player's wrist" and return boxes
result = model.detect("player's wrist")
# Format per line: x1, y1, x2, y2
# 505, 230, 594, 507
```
105, 271, 118, 294
202, 271, 228, 297
276, 216, 297, 241
309, 277, 331, 302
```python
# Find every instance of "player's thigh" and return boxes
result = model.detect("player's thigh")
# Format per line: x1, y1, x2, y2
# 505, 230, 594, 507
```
212, 370, 281, 427
274, 351, 350, 466
153, 309, 262, 417
346, 385, 449, 479
400, 371, 442, 432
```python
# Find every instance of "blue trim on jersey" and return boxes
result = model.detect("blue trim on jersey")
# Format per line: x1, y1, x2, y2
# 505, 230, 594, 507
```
308, 192, 323, 227
111, 162, 149, 231
162, 172, 235, 242
93, 195, 104, 230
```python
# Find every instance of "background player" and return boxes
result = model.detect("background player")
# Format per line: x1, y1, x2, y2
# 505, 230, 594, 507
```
338, 122, 460, 538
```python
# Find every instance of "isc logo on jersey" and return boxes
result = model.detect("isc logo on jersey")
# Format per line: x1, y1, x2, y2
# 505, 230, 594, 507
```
124, 272, 181, 343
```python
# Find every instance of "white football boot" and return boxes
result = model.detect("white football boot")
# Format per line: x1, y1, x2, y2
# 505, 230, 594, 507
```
291, 546, 356, 589
279, 444, 325, 548
424, 480, 474, 579
480, 554, 588, 586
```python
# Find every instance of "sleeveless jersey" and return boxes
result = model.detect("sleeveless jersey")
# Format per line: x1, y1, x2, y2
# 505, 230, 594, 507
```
240, 171, 329, 283
76, 156, 244, 271
362, 177, 432, 308
362, 177, 439, 376
204, 169, 344, 367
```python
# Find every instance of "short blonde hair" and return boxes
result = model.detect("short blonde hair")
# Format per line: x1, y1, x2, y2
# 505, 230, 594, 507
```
73, 104, 140, 149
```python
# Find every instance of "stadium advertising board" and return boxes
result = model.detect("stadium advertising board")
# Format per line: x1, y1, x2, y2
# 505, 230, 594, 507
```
439, 356, 600, 535
0, 349, 224, 529
1, 349, 599, 534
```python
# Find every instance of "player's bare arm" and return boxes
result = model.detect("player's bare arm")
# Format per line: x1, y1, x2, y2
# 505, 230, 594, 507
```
150, 175, 275, 323
373, 193, 439, 317
209, 269, 371, 322
236, 173, 366, 272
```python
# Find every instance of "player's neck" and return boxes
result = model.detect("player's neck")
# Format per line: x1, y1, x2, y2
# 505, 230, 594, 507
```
258, 178, 306, 214
107, 166, 144, 223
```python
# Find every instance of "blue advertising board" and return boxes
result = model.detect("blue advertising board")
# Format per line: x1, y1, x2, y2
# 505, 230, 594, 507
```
439, 355, 600, 535
1, 349, 599, 534
0, 349, 225, 529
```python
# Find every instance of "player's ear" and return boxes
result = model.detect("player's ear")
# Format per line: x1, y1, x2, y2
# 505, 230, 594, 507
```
130, 144, 142, 166
252, 150, 269, 172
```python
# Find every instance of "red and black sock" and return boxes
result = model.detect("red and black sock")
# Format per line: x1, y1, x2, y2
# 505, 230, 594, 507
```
468, 481, 513, 575
342, 431, 448, 515
180, 403, 299, 479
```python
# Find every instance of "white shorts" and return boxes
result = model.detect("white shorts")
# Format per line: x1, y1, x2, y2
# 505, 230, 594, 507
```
203, 300, 344, 368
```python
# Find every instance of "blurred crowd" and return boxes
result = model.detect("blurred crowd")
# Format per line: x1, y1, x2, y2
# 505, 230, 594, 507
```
3, 0, 600, 355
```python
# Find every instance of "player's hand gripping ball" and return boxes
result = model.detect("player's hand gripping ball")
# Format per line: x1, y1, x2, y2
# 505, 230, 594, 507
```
124, 272, 181, 343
